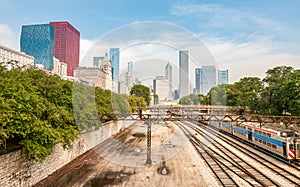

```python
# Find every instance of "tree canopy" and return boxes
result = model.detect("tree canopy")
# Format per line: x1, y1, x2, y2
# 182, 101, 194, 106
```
0, 62, 77, 161
130, 84, 151, 105
0, 61, 144, 161
180, 66, 300, 116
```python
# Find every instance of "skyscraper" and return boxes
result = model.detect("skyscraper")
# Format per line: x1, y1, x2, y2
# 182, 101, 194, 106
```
201, 65, 217, 94
20, 24, 54, 70
50, 21, 80, 77
128, 61, 133, 77
179, 50, 189, 98
218, 70, 229, 85
165, 62, 172, 99
195, 68, 202, 94
109, 48, 120, 80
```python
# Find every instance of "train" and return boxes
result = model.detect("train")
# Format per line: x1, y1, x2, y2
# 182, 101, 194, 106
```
208, 121, 300, 162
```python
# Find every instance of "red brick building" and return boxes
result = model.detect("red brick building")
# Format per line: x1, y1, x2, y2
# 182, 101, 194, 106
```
50, 21, 80, 76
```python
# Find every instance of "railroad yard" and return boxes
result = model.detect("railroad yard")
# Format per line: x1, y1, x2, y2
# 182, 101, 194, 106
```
36, 120, 300, 187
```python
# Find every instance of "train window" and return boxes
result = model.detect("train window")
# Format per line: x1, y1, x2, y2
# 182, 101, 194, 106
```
267, 142, 271, 147
263, 132, 266, 136
259, 139, 262, 143
267, 133, 271, 137
289, 144, 294, 150
255, 130, 258, 133
263, 140, 266, 145
272, 144, 277, 149
255, 138, 258, 141
259, 131, 262, 134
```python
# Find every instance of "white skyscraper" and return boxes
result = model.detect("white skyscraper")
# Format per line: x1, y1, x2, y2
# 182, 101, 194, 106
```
165, 62, 172, 99
179, 50, 189, 98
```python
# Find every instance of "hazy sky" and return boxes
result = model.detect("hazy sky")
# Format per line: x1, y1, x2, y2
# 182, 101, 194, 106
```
1, 0, 300, 85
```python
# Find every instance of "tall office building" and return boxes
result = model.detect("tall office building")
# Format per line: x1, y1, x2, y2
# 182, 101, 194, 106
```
20, 24, 54, 70
195, 68, 202, 94
50, 21, 80, 77
128, 61, 133, 77
165, 62, 172, 99
179, 50, 189, 98
218, 69, 229, 85
109, 48, 120, 80
201, 65, 217, 94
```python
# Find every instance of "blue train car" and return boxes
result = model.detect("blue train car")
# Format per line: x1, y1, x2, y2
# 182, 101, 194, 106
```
212, 121, 300, 161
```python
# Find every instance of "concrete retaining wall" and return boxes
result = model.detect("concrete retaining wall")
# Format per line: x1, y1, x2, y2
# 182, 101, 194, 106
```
0, 120, 134, 187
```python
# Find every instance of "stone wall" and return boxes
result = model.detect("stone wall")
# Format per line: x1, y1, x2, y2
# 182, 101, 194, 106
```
0, 120, 134, 187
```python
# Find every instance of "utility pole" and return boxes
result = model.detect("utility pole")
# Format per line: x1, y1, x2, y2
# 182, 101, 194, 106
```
146, 120, 152, 165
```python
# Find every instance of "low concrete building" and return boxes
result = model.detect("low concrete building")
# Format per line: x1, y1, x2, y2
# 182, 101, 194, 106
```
0, 45, 34, 69
53, 57, 67, 77
153, 76, 172, 101
74, 53, 112, 90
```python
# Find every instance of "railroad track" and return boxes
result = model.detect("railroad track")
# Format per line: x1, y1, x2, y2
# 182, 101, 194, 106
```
184, 120, 300, 186
174, 121, 239, 186
174, 121, 284, 186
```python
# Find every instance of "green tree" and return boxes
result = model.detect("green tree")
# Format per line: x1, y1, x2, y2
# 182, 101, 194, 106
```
284, 70, 300, 115
234, 77, 263, 113
263, 66, 294, 115
198, 94, 209, 105
0, 62, 77, 161
112, 93, 130, 114
128, 95, 147, 113
179, 96, 193, 105
179, 94, 199, 105
130, 85, 151, 105
207, 85, 227, 106
153, 94, 159, 105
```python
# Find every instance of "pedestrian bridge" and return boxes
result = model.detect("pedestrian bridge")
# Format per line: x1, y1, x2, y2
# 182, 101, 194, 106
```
115, 105, 300, 127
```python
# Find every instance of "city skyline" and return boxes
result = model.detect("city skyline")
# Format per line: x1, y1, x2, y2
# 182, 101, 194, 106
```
1, 1, 300, 83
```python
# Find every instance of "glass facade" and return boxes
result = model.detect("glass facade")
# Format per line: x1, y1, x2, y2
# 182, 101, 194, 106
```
195, 68, 202, 94
109, 48, 120, 80
20, 24, 54, 70
218, 70, 229, 85
50, 22, 80, 77
201, 65, 217, 94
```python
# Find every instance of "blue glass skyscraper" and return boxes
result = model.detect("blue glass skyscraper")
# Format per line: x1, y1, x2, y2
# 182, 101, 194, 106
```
109, 48, 119, 80
20, 24, 54, 70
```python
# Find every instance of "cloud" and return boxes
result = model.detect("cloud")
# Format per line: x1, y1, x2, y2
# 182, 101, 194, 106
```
203, 37, 300, 83
169, 2, 300, 84
79, 38, 96, 61
171, 3, 223, 16
0, 23, 18, 50
170, 2, 283, 40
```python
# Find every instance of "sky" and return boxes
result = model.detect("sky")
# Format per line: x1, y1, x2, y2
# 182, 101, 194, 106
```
1, 0, 300, 85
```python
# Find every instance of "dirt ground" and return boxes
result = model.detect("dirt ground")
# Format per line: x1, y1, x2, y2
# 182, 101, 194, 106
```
35, 120, 216, 187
